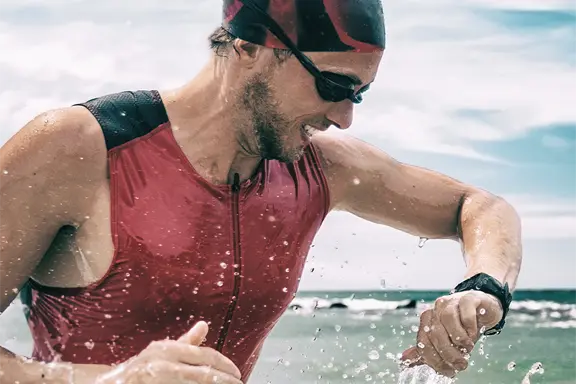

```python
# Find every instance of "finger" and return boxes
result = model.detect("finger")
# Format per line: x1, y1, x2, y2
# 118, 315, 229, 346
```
408, 310, 448, 371
197, 347, 242, 379
401, 346, 423, 368
159, 342, 242, 379
178, 321, 209, 346
417, 325, 455, 376
458, 294, 482, 340
427, 314, 468, 372
149, 361, 243, 384
179, 364, 244, 384
439, 302, 474, 352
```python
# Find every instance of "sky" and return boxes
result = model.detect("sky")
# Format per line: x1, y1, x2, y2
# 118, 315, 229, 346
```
0, 0, 574, 290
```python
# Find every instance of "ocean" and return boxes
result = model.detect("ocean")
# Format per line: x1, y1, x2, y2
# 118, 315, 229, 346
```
1, 290, 575, 384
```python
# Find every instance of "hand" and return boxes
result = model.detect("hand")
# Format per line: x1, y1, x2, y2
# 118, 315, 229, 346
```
401, 291, 503, 377
96, 321, 243, 384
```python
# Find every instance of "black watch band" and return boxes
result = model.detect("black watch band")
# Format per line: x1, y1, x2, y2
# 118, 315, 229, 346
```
452, 273, 513, 335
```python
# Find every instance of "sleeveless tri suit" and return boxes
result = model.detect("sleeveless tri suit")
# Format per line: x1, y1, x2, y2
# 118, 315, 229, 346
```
26, 90, 330, 379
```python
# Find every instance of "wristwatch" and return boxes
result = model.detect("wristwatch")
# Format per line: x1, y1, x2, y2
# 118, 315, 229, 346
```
452, 273, 513, 335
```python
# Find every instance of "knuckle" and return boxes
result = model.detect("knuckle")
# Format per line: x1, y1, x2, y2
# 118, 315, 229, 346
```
420, 309, 433, 323
434, 296, 450, 308
187, 345, 203, 361
148, 340, 168, 351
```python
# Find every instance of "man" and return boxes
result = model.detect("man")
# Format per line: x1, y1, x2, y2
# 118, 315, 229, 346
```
0, 0, 521, 383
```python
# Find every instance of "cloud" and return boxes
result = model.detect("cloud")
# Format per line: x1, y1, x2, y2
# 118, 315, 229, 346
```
353, 0, 576, 160
463, 0, 576, 12
541, 134, 573, 149
1, 0, 574, 162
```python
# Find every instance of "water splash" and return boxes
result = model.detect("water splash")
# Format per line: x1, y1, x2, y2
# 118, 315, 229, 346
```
397, 365, 455, 384
521, 362, 544, 384
418, 237, 428, 248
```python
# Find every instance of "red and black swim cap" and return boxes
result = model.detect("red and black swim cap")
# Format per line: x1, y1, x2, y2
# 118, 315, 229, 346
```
222, 0, 386, 53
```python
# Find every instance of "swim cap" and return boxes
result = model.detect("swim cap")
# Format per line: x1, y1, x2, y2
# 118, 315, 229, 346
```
222, 0, 386, 53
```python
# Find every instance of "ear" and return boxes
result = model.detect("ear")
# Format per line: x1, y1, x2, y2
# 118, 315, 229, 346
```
232, 39, 265, 66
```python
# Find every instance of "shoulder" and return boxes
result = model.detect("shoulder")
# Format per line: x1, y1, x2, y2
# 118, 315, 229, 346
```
1, 105, 108, 221
310, 132, 398, 210
311, 132, 397, 175
2, 105, 106, 166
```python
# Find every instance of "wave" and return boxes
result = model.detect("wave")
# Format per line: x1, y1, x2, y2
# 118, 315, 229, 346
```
288, 297, 576, 329
288, 297, 417, 313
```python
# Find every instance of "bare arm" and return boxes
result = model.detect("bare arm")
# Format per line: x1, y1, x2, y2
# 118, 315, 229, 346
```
312, 133, 522, 289
0, 107, 112, 383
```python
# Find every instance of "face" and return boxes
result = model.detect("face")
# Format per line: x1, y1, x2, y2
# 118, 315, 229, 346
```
238, 50, 383, 163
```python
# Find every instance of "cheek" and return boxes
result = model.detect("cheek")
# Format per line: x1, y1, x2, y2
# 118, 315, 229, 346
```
274, 70, 325, 114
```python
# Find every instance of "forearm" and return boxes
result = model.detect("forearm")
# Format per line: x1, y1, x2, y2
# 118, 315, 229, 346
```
459, 192, 522, 290
0, 346, 111, 384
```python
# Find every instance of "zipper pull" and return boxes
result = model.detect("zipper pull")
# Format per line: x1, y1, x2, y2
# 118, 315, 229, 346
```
232, 173, 240, 192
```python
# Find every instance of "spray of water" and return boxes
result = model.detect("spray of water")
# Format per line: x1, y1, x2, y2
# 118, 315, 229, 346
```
397, 365, 455, 384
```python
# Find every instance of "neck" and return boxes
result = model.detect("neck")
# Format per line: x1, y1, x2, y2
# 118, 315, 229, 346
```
160, 60, 261, 185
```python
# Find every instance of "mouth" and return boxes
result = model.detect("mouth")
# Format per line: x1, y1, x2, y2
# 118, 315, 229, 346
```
301, 124, 320, 139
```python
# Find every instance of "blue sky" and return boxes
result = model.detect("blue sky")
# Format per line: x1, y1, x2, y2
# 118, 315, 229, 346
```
0, 0, 574, 290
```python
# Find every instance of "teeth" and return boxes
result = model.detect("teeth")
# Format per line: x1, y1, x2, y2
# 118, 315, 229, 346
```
303, 125, 317, 137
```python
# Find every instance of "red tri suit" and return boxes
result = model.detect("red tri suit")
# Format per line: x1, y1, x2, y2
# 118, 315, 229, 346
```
26, 90, 329, 380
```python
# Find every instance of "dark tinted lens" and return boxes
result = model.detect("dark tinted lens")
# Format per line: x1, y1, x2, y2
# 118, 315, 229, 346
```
315, 72, 361, 103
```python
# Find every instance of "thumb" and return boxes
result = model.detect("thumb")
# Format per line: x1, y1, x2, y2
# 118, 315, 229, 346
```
178, 321, 209, 346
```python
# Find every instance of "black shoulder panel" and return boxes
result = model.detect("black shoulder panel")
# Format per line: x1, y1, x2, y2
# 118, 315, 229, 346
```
74, 90, 169, 150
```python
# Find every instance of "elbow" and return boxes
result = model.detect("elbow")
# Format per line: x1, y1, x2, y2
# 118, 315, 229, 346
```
458, 191, 522, 239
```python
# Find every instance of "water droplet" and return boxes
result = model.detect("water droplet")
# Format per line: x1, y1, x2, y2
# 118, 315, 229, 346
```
11, 288, 18, 294
2, 170, 8, 174
370, 323, 377, 329
335, 325, 342, 332
84, 341, 94, 350
479, 308, 486, 315
220, 262, 227, 269
368, 350, 380, 360
411, 325, 419, 332
417, 342, 425, 349
480, 326, 487, 334
352, 177, 360, 185
282, 287, 288, 293
216, 281, 224, 287
283, 240, 289, 246
418, 237, 428, 248
424, 325, 431, 332
104, 314, 112, 319
368, 335, 375, 342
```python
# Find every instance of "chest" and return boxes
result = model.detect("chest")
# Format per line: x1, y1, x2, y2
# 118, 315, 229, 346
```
97, 148, 327, 328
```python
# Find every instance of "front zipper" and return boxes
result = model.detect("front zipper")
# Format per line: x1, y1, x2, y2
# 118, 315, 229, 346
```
216, 173, 243, 351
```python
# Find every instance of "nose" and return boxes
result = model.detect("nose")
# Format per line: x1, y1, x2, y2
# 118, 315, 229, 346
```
325, 101, 354, 130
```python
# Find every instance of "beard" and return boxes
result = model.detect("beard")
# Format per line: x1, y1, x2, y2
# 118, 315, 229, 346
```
239, 72, 306, 163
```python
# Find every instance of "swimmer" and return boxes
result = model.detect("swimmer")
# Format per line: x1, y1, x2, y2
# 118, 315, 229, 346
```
0, 0, 521, 382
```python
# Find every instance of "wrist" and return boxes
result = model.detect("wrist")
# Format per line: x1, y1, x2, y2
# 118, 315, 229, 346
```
17, 358, 74, 384
23, 358, 112, 384
452, 272, 513, 335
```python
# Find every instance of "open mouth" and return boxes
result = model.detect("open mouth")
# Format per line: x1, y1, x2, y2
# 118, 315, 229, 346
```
301, 124, 319, 139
